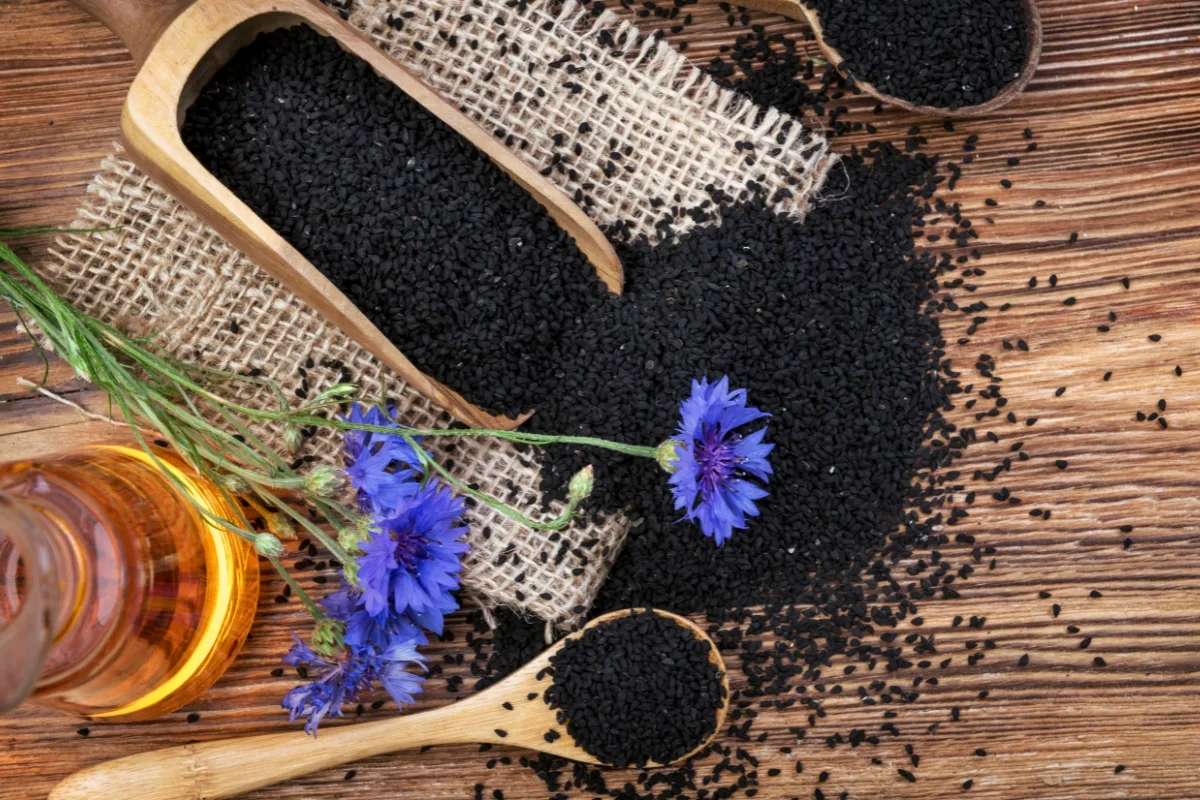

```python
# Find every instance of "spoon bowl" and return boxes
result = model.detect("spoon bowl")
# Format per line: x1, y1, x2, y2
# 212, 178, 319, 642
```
49, 608, 729, 800
737, 0, 1042, 117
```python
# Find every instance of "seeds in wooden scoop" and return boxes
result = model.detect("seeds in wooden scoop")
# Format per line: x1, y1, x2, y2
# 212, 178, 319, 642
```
543, 612, 724, 767
803, 0, 1027, 110
182, 26, 607, 417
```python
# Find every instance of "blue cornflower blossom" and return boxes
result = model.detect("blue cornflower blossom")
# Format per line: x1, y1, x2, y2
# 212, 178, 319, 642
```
282, 408, 469, 735
358, 481, 469, 636
663, 376, 773, 545
281, 634, 425, 736
342, 403, 427, 515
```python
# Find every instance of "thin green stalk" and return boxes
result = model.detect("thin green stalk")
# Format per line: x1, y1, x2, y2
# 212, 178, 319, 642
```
408, 436, 579, 532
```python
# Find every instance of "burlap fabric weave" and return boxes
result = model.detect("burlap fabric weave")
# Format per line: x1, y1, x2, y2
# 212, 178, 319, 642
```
40, 0, 834, 634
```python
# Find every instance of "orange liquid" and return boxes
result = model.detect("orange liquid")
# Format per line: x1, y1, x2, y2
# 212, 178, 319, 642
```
0, 446, 259, 720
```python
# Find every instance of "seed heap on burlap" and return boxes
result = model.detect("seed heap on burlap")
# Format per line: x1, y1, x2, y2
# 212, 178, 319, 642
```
40, 0, 833, 632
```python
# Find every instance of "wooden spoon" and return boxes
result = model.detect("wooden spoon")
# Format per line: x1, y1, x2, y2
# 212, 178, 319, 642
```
71, 0, 625, 430
736, 0, 1043, 117
49, 609, 728, 800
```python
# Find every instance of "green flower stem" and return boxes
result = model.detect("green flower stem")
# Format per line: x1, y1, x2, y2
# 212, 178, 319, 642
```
408, 436, 580, 532
310, 417, 661, 460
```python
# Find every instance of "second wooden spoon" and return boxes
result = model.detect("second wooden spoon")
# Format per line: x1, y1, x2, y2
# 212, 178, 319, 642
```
737, 0, 1043, 117
49, 609, 729, 800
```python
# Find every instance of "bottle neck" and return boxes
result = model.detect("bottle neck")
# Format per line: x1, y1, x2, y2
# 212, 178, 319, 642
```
0, 492, 81, 713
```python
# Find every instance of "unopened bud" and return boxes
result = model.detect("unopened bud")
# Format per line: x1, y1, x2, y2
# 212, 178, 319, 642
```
218, 472, 251, 494
568, 465, 594, 503
312, 617, 346, 658
267, 512, 297, 540
655, 439, 684, 474
342, 559, 360, 587
283, 425, 303, 453
304, 465, 348, 498
337, 514, 374, 553
253, 532, 286, 560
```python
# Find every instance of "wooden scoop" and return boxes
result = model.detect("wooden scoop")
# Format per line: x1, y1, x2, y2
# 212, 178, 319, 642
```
49, 609, 728, 800
736, 0, 1043, 117
72, 0, 625, 430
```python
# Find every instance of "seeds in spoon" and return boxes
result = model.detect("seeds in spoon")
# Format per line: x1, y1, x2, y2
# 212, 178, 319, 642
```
543, 612, 724, 767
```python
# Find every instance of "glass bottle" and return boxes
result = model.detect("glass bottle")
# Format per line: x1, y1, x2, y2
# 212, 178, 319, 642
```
0, 445, 259, 721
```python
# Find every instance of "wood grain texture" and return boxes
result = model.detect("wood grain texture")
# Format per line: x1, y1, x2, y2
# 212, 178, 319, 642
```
2, 1, 1200, 799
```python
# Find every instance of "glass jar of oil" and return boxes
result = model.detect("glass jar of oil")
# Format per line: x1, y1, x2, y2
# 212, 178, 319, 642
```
0, 445, 258, 721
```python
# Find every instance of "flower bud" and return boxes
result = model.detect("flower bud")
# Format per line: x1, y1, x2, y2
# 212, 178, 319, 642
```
568, 465, 594, 502
304, 465, 348, 498
342, 559, 360, 587
267, 512, 297, 540
283, 425, 303, 453
312, 617, 346, 659
338, 514, 374, 553
253, 532, 286, 560
218, 472, 251, 494
655, 439, 684, 474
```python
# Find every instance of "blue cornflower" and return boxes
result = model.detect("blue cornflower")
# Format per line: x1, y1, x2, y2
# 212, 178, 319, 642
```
357, 481, 469, 636
281, 634, 426, 736
322, 583, 429, 650
664, 376, 773, 545
342, 403, 427, 515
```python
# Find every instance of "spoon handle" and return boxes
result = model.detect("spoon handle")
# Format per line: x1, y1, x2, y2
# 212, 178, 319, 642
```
50, 700, 490, 800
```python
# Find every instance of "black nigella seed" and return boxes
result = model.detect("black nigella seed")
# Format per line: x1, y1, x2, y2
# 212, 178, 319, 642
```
77, 727, 90, 737
543, 611, 724, 767
186, 713, 200, 724
1063, 297, 1076, 306
962, 779, 974, 790
1094, 657, 1107, 667
1115, 765, 1125, 774
1018, 654, 1029, 667
344, 770, 357, 780
1149, 334, 1162, 342
1055, 460, 1068, 470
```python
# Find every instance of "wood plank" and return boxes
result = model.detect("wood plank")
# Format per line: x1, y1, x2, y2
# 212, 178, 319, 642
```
2, 1, 1200, 799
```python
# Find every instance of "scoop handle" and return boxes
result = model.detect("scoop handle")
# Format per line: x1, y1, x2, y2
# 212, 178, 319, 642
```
49, 696, 495, 800
71, 0, 194, 65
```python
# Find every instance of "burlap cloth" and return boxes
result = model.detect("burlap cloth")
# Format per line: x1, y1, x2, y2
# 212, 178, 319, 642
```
41, 0, 835, 634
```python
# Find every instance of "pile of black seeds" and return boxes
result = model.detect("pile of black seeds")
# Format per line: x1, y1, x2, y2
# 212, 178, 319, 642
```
530, 149, 956, 614
543, 612, 725, 767
183, 26, 610, 416
802, 0, 1027, 109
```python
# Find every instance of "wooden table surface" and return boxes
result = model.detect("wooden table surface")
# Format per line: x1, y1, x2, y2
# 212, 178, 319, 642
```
3, 1, 1200, 798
